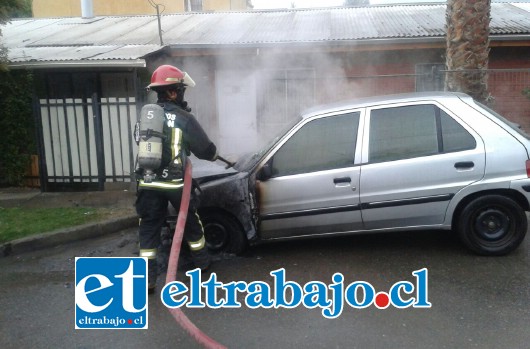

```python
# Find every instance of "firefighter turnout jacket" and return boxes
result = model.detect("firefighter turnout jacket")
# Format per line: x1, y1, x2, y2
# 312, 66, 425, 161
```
138, 102, 217, 190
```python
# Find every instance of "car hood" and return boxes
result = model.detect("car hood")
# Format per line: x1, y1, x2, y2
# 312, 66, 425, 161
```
193, 160, 240, 185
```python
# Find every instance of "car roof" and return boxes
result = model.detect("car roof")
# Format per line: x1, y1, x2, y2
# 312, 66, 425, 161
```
301, 91, 473, 119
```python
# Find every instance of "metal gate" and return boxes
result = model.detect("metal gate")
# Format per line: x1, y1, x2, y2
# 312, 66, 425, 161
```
35, 93, 138, 191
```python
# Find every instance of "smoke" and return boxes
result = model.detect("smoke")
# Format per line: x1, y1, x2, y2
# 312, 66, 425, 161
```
149, 40, 431, 161
157, 48, 373, 159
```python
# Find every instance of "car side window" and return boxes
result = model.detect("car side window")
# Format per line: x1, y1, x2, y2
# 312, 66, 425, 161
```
369, 105, 438, 163
369, 104, 476, 163
271, 112, 360, 177
440, 110, 476, 152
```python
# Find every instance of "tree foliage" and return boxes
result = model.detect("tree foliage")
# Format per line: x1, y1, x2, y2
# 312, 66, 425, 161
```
0, 0, 31, 22
1, 0, 32, 70
0, 1, 35, 185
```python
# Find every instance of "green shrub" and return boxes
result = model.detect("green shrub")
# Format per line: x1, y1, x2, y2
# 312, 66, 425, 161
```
0, 70, 35, 186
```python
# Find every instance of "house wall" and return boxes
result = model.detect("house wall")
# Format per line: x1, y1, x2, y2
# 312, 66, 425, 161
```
148, 46, 530, 158
146, 49, 433, 156
32, 0, 248, 17
488, 48, 530, 132
204, 0, 250, 11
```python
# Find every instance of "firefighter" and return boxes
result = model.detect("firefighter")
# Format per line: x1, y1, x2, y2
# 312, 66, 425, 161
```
135, 64, 218, 293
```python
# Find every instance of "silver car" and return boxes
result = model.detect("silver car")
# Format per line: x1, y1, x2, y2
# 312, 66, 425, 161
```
175, 92, 530, 256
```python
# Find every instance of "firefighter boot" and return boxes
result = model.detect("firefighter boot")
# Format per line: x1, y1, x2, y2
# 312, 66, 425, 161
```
141, 249, 158, 293
191, 247, 211, 271
147, 258, 157, 294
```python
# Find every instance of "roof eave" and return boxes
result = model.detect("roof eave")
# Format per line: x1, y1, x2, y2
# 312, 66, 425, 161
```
166, 34, 530, 49
8, 59, 146, 70
164, 37, 446, 56
167, 36, 447, 49
490, 34, 530, 45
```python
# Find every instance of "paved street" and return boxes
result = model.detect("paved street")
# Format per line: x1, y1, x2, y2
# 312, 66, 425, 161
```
1, 227, 529, 348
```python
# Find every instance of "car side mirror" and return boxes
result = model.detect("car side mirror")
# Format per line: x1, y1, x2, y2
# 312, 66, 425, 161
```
257, 163, 272, 181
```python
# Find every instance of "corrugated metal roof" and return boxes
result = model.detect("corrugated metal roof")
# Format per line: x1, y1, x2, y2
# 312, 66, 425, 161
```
7, 45, 159, 62
2, 3, 530, 67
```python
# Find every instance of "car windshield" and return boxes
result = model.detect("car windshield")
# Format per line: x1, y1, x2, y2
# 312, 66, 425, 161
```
234, 116, 303, 172
476, 102, 530, 140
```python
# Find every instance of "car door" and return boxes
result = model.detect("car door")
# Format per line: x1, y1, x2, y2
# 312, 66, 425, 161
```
256, 111, 363, 239
359, 102, 485, 230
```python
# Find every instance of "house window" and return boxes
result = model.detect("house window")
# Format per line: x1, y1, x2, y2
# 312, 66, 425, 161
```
416, 63, 445, 92
185, 0, 203, 11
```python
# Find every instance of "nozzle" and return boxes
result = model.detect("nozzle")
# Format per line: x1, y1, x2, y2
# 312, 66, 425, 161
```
217, 156, 236, 169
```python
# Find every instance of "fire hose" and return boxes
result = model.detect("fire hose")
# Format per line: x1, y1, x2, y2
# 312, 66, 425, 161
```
165, 160, 227, 349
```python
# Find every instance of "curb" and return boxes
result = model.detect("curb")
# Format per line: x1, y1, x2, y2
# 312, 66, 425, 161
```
0, 214, 138, 257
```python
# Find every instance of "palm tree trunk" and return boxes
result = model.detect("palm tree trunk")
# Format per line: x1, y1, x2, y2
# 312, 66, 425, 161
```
445, 0, 491, 103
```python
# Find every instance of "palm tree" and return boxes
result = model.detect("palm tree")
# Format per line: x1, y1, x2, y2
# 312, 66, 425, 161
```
445, 0, 491, 103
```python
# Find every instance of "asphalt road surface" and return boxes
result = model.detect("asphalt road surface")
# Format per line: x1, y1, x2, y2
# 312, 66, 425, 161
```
1, 227, 529, 349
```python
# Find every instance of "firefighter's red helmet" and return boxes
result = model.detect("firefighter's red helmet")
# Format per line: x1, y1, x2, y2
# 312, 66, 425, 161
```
148, 64, 196, 89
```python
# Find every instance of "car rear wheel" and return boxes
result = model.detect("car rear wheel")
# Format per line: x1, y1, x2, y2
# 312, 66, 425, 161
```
200, 211, 247, 255
457, 195, 527, 255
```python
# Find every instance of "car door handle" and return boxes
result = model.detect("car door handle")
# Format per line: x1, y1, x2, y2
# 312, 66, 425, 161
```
333, 177, 356, 190
333, 177, 351, 184
454, 161, 474, 169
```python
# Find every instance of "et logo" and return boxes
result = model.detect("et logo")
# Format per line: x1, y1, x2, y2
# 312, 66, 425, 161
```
75, 257, 148, 329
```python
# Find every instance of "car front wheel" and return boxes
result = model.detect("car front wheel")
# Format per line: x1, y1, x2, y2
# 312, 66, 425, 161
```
200, 211, 247, 255
457, 195, 527, 255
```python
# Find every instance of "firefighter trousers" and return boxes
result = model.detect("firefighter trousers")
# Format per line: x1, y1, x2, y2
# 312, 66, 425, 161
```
135, 187, 206, 258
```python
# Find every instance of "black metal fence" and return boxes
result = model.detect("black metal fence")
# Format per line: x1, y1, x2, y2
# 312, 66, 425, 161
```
34, 94, 138, 191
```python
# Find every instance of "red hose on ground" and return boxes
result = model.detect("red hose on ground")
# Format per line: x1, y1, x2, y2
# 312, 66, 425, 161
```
165, 161, 227, 349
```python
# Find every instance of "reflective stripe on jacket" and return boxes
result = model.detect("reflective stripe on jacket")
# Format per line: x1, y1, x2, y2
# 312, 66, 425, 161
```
138, 179, 183, 190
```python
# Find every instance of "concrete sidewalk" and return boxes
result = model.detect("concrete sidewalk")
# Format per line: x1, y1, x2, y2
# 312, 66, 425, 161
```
0, 187, 138, 257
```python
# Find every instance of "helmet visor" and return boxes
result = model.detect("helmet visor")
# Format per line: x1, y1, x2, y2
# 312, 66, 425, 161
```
181, 72, 196, 88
